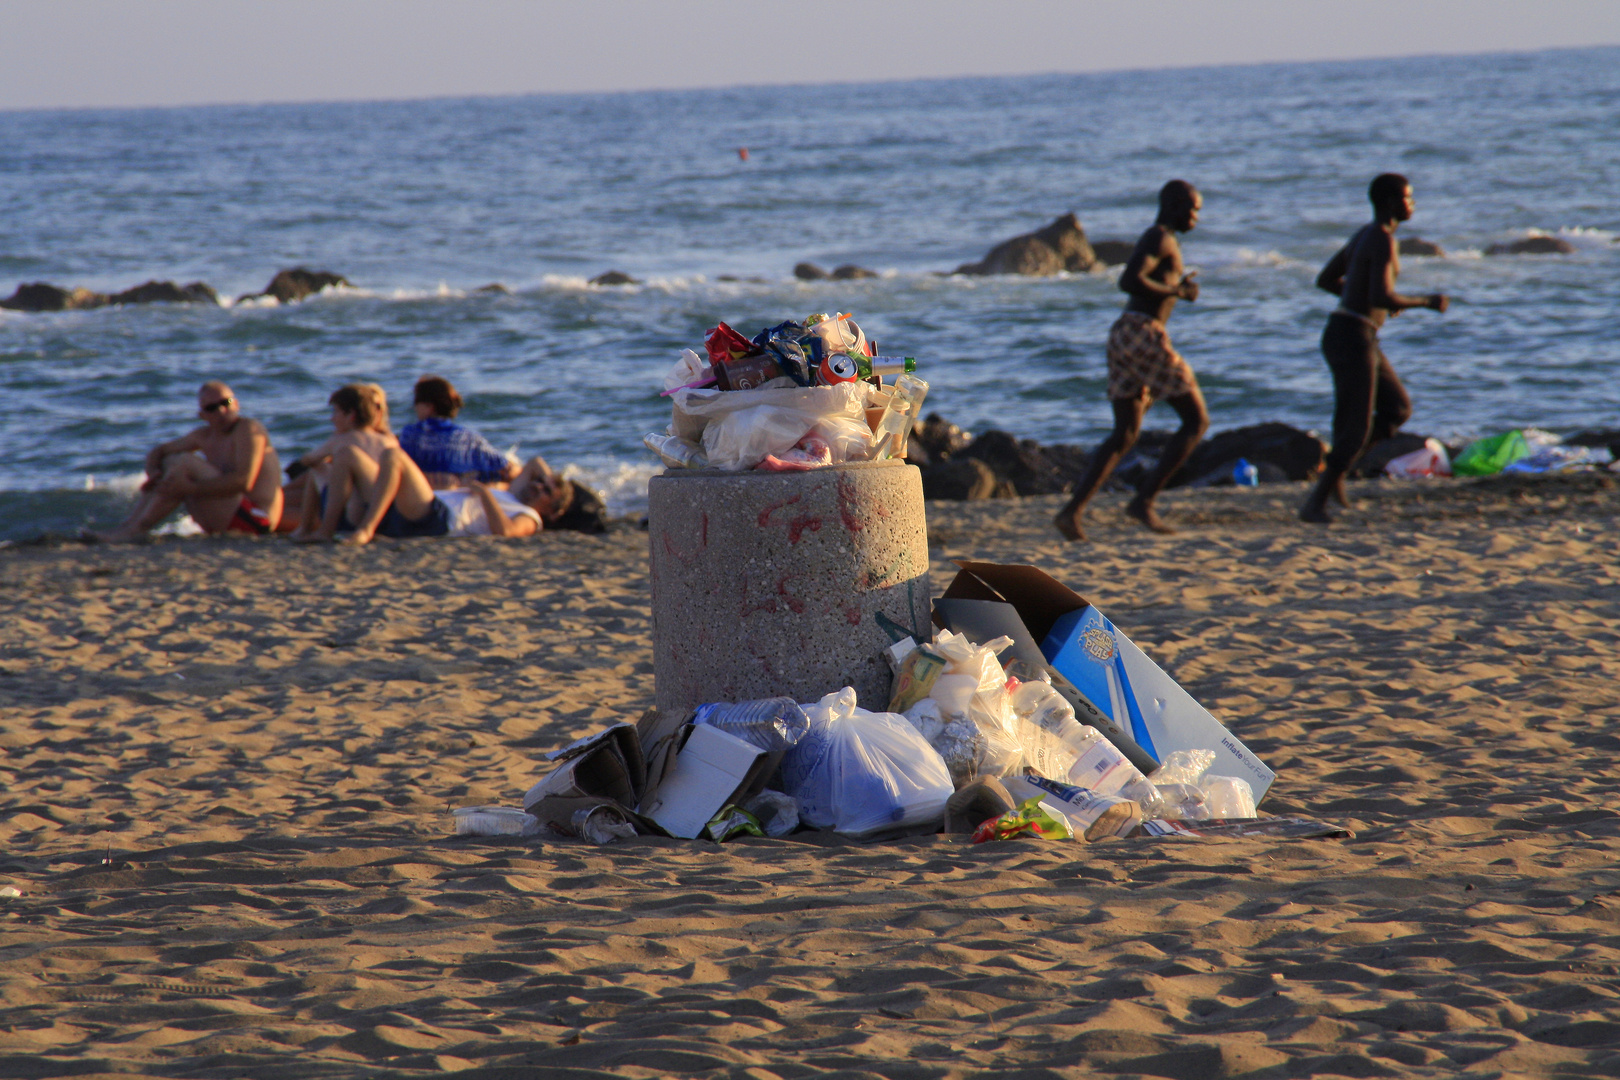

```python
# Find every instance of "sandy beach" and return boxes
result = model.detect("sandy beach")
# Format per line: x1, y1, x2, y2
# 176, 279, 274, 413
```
4, 472, 1620, 1078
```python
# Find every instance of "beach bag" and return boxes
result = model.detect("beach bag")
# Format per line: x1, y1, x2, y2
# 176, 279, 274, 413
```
1451, 430, 1529, 476
1385, 437, 1452, 479
778, 687, 953, 838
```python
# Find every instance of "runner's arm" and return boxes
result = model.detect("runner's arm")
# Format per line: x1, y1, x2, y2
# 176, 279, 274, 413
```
1119, 231, 1197, 301
1315, 242, 1351, 295
1368, 234, 1447, 313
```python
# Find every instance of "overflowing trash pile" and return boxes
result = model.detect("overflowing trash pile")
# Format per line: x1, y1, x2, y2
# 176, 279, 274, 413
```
643, 313, 929, 472
458, 562, 1345, 847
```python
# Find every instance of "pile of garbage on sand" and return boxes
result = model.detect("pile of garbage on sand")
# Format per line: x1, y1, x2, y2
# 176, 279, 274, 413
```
456, 562, 1346, 849
643, 312, 927, 473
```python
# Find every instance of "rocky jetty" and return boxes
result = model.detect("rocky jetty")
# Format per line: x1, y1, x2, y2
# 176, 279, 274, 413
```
1398, 237, 1445, 257
909, 414, 1332, 500
1089, 240, 1135, 266
1, 279, 217, 312
953, 213, 1098, 276
237, 268, 351, 305
1486, 236, 1575, 256
794, 262, 878, 281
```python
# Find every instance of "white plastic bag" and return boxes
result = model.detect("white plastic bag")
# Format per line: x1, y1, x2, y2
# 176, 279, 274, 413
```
662, 348, 714, 393
779, 687, 953, 838
670, 383, 873, 471
1385, 437, 1452, 479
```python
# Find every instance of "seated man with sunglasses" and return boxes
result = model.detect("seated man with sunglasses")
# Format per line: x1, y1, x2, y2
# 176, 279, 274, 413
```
92, 381, 284, 542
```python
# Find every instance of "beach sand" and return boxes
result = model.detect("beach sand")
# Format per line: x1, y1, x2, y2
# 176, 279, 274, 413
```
3, 472, 1620, 1078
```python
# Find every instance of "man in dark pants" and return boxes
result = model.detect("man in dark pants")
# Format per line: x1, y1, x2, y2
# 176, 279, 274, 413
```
1300, 173, 1448, 523
1055, 180, 1207, 541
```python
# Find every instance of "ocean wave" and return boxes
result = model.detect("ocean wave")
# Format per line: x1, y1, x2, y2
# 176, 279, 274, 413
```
560, 458, 660, 516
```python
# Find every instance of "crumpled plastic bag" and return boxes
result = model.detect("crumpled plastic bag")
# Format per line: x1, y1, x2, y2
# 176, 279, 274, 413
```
905, 629, 1023, 785
669, 383, 874, 471
662, 348, 714, 393
779, 687, 953, 838
1385, 437, 1451, 479
1452, 430, 1529, 476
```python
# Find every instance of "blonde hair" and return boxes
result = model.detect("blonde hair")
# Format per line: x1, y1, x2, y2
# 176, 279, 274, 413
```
360, 383, 391, 434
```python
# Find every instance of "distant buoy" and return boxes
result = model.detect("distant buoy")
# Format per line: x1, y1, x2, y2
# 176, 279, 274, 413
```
738, 147, 749, 161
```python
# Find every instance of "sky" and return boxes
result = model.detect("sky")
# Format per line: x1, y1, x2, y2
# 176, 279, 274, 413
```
3, 0, 1620, 111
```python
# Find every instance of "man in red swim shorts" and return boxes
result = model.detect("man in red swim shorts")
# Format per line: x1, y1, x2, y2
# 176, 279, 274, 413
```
93, 381, 284, 541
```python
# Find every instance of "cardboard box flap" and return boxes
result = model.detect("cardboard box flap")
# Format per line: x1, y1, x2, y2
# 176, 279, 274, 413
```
638, 723, 768, 840
522, 723, 645, 811
943, 561, 1090, 643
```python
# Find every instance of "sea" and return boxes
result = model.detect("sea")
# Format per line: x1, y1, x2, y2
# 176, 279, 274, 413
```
2, 46, 1617, 541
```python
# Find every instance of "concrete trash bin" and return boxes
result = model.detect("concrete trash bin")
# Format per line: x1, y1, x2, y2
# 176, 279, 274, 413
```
648, 460, 930, 717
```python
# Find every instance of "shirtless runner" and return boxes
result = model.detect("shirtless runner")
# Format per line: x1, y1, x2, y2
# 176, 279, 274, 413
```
1055, 180, 1208, 541
92, 381, 283, 542
1299, 173, 1448, 523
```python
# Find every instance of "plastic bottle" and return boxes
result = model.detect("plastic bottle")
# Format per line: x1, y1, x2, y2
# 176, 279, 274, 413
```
853, 355, 917, 379
865, 372, 929, 460
1233, 458, 1259, 486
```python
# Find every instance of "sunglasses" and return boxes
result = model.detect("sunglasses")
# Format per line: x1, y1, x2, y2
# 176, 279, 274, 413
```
200, 397, 235, 413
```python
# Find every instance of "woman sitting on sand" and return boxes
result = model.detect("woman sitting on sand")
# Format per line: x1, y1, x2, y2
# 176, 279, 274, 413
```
291, 441, 553, 544
398, 375, 520, 487
280, 384, 397, 533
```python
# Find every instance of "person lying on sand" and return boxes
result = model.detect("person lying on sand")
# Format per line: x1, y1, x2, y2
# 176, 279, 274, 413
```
280, 384, 398, 533
399, 375, 521, 487
91, 381, 283, 542
507, 456, 609, 535
291, 443, 545, 545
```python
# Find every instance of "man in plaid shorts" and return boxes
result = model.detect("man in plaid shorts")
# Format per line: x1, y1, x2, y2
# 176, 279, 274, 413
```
1055, 180, 1208, 541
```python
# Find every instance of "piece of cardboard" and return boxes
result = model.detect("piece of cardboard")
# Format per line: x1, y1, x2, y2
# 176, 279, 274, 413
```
936, 562, 1274, 802
522, 723, 646, 811
638, 723, 770, 839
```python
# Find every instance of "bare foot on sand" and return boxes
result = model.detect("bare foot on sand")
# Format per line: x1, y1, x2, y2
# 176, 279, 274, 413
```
1052, 509, 1087, 543
1126, 497, 1176, 534
1332, 476, 1351, 508
1299, 500, 1333, 524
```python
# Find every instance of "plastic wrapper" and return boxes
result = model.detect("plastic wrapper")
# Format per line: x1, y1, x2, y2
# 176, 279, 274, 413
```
703, 805, 766, 842
743, 789, 800, 837
1199, 775, 1257, 818
971, 795, 1075, 843
889, 643, 947, 714
704, 322, 755, 365
779, 687, 953, 838
1154, 749, 1217, 786
693, 697, 810, 755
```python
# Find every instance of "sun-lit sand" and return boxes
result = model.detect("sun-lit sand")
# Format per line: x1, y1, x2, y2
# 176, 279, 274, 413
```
3, 472, 1620, 1077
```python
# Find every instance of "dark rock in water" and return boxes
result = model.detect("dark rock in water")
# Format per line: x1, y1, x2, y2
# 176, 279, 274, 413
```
238, 267, 351, 305
953, 212, 1098, 276
1091, 240, 1135, 266
1486, 236, 1575, 256
109, 280, 219, 305
589, 270, 639, 286
1564, 428, 1620, 449
956, 429, 1090, 496
0, 283, 110, 312
908, 413, 972, 467
1398, 237, 1446, 257
1172, 422, 1327, 487
921, 458, 1002, 501
1348, 433, 1431, 478
831, 264, 877, 280
474, 283, 511, 294
793, 262, 829, 281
